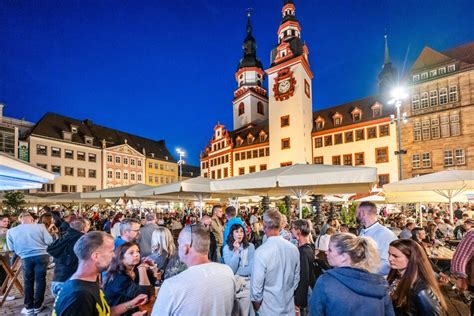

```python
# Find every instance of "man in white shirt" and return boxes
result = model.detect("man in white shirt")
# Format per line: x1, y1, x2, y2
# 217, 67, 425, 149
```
251, 209, 300, 316
152, 223, 235, 316
357, 202, 397, 276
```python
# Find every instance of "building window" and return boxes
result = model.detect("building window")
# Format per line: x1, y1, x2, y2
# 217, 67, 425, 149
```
440, 115, 450, 137
413, 121, 422, 142
413, 74, 420, 81
123, 172, 128, 180
83, 185, 96, 192
375, 147, 389, 163
148, 162, 153, 168
266, 147, 270, 156
422, 152, 431, 168
449, 86, 458, 103
332, 156, 341, 165
89, 169, 96, 178
51, 147, 61, 157
431, 117, 440, 139
88, 153, 96, 162
314, 156, 324, 164
65, 149, 74, 159
281, 115, 290, 127
131, 159, 135, 166
115, 156, 121, 164
353, 113, 361, 122
455, 149, 466, 165
421, 72, 428, 80
334, 117, 342, 126
107, 155, 113, 163
280, 162, 292, 167
249, 166, 256, 173
239, 167, 245, 175
334, 133, 343, 145
356, 129, 365, 141
77, 152, 85, 161
223, 167, 228, 178
430, 69, 437, 77
379, 124, 389, 137
257, 102, 264, 115
51, 165, 61, 174
149, 175, 153, 183
107, 170, 113, 178
372, 107, 382, 117
422, 119, 431, 140
450, 112, 460, 136
65, 167, 74, 176
258, 148, 264, 157
343, 154, 352, 166
324, 135, 332, 146
420, 92, 429, 108
281, 138, 291, 149
412, 94, 420, 110
238, 103, 245, 116
412, 154, 421, 169
115, 171, 121, 179
137, 160, 142, 167
61, 185, 69, 193
367, 127, 377, 139
430, 91, 438, 107
377, 174, 390, 188
444, 150, 454, 166
439, 88, 448, 104
36, 145, 47, 155
235, 153, 240, 161
438, 67, 446, 75
77, 168, 86, 177
345, 131, 353, 143
130, 173, 135, 181
37, 163, 47, 170
447, 64, 455, 72
123, 157, 128, 165
355, 152, 365, 166
316, 120, 324, 130
42, 184, 55, 193
260, 164, 267, 171
314, 137, 323, 148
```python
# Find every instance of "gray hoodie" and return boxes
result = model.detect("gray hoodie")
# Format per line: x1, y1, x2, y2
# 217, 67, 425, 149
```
7, 223, 53, 258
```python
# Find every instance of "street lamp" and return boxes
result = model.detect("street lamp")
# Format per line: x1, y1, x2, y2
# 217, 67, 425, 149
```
176, 148, 185, 181
388, 86, 408, 181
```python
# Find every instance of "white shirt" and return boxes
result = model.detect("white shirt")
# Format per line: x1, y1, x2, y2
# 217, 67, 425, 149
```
315, 234, 331, 252
152, 262, 235, 316
250, 236, 300, 316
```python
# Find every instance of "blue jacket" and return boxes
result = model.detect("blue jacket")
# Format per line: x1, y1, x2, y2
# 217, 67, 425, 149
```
310, 267, 395, 316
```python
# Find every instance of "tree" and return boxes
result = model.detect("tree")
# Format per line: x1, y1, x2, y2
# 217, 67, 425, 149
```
340, 202, 357, 226
2, 191, 26, 215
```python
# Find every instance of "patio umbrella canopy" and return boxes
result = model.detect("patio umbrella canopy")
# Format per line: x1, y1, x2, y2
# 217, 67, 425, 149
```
384, 170, 474, 221
211, 164, 377, 218
81, 183, 155, 199
0, 153, 57, 191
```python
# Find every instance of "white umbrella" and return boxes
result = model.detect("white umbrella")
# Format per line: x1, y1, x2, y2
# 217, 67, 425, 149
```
211, 164, 377, 218
0, 153, 56, 190
384, 170, 474, 222
81, 184, 155, 199
354, 193, 386, 203
137, 177, 248, 218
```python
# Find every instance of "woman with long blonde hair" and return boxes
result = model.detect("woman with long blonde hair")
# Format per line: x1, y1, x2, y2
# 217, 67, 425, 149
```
310, 233, 394, 316
149, 226, 184, 280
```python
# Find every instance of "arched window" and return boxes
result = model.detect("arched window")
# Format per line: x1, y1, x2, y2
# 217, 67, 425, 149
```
238, 103, 245, 116
257, 102, 264, 115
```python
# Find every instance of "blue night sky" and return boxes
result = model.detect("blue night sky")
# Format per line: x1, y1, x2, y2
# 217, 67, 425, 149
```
1, 0, 473, 165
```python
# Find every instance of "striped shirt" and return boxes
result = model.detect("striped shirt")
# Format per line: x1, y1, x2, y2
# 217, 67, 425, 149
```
451, 231, 473, 279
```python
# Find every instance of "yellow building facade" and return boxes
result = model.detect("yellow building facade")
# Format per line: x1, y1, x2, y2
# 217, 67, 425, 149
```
145, 157, 178, 186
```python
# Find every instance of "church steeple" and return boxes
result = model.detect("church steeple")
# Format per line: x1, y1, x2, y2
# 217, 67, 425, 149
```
378, 34, 398, 96
237, 11, 263, 71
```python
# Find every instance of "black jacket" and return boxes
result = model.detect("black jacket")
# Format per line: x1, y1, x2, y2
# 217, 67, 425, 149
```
295, 243, 315, 308
395, 279, 445, 316
47, 227, 84, 282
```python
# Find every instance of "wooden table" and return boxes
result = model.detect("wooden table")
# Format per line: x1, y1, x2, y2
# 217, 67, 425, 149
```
427, 246, 454, 261
0, 250, 23, 307
139, 287, 159, 315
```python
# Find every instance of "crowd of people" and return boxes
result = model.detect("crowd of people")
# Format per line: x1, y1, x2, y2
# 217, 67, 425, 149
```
0, 201, 472, 315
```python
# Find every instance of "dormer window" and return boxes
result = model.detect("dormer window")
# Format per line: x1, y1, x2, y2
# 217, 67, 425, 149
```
421, 72, 428, 80
413, 74, 420, 82
259, 132, 267, 142
315, 117, 325, 130
447, 64, 455, 72
62, 131, 72, 141
70, 125, 78, 133
351, 107, 362, 122
438, 67, 446, 75
430, 70, 437, 77
236, 136, 243, 146
332, 113, 343, 126
85, 136, 94, 146
371, 103, 383, 118
247, 134, 254, 144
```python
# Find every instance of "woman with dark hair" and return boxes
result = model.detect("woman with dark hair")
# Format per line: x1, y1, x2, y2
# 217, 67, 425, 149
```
39, 212, 59, 240
104, 242, 157, 315
223, 223, 255, 316
110, 213, 124, 239
310, 233, 394, 316
387, 239, 446, 315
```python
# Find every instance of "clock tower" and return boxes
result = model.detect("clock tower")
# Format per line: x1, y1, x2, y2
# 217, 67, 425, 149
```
232, 12, 268, 130
267, 0, 313, 168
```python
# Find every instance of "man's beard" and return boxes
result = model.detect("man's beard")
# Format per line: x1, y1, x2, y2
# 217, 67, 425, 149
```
96, 262, 110, 273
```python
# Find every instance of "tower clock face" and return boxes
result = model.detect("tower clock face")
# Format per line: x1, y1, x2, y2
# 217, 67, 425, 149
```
278, 80, 291, 93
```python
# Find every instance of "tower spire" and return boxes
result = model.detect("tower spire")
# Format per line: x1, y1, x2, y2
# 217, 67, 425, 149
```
384, 34, 391, 64
237, 10, 262, 70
